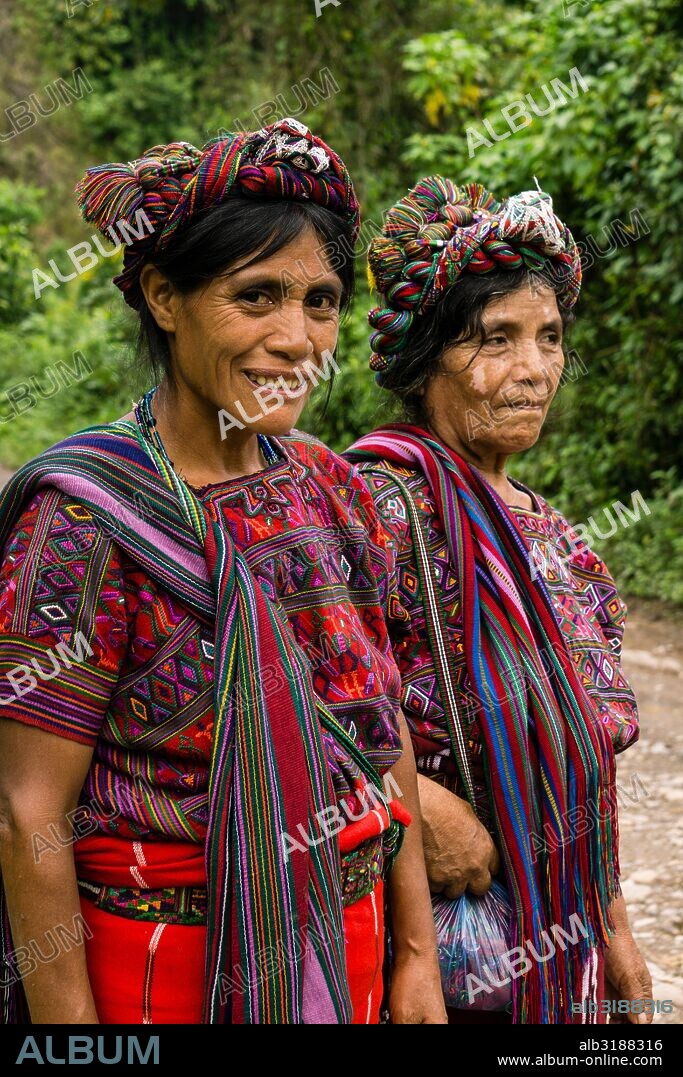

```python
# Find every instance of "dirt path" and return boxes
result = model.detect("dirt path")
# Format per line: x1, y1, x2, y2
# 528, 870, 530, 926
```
1, 465, 681, 1022
616, 602, 683, 1024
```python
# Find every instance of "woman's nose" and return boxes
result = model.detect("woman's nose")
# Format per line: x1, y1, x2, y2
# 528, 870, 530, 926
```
510, 343, 550, 383
266, 302, 314, 362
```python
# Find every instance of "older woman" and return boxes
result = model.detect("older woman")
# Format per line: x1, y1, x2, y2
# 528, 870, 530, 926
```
0, 121, 445, 1025
347, 178, 651, 1024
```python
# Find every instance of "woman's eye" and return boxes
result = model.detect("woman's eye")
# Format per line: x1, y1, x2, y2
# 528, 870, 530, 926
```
484, 334, 507, 346
307, 293, 338, 311
240, 290, 272, 306
543, 332, 561, 345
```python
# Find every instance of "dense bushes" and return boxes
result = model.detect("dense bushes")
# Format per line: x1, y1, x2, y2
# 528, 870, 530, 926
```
0, 0, 681, 603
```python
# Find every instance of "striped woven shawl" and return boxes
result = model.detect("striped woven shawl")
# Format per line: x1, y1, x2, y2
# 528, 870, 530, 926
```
0, 417, 354, 1024
347, 425, 619, 1023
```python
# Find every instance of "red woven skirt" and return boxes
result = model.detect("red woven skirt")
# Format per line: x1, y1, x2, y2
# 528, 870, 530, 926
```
80, 884, 384, 1025
77, 835, 385, 1024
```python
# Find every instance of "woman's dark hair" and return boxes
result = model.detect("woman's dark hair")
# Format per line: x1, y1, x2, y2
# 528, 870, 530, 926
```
379, 268, 575, 425
136, 197, 356, 383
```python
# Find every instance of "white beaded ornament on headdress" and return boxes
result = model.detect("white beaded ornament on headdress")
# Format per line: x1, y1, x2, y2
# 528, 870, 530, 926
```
498, 177, 565, 254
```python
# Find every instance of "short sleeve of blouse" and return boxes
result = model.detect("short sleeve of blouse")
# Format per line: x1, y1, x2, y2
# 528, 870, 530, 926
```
0, 487, 128, 746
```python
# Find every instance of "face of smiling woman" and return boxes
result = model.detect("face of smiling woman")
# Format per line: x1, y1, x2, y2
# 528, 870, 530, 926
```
422, 282, 565, 462
139, 227, 343, 483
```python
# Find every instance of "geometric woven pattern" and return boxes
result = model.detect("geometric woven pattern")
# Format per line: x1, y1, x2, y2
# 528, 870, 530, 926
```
0, 435, 405, 845
514, 490, 638, 750
361, 461, 639, 827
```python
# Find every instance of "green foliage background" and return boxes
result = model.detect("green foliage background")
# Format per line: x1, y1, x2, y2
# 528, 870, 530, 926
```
0, 0, 681, 603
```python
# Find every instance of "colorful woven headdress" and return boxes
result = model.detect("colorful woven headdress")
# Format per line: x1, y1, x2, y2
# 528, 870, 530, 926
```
368, 176, 581, 379
75, 117, 360, 309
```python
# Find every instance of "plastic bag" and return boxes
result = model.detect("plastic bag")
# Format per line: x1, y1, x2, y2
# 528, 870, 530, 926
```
432, 879, 513, 1011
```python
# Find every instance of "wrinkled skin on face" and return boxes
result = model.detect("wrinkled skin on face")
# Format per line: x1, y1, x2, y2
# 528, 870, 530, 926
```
423, 283, 565, 463
138, 227, 343, 482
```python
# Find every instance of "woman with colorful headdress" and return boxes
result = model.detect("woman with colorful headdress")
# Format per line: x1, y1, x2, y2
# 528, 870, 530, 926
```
0, 120, 445, 1025
346, 177, 650, 1023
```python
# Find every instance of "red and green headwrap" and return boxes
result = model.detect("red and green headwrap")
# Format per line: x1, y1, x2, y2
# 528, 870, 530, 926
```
368, 177, 581, 379
75, 117, 360, 310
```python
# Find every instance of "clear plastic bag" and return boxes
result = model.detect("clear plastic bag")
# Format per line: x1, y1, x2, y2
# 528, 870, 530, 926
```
432, 879, 513, 1011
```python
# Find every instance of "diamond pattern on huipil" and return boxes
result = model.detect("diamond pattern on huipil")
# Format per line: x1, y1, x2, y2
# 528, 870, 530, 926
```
361, 461, 639, 829
0, 435, 406, 848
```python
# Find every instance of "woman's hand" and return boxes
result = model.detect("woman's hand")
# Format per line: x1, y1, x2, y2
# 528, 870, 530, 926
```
604, 894, 653, 1024
390, 950, 447, 1024
418, 775, 499, 898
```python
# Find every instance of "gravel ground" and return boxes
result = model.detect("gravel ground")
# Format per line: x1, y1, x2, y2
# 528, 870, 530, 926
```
616, 601, 683, 1025
0, 465, 680, 1022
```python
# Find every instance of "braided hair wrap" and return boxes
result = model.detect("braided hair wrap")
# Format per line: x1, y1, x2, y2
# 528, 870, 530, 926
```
368, 177, 581, 377
75, 118, 360, 310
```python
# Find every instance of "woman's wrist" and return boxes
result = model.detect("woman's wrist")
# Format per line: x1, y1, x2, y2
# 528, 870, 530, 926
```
392, 936, 440, 966
608, 893, 631, 934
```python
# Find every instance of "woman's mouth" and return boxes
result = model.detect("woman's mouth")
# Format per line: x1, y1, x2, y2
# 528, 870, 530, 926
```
243, 370, 303, 393
505, 400, 544, 411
